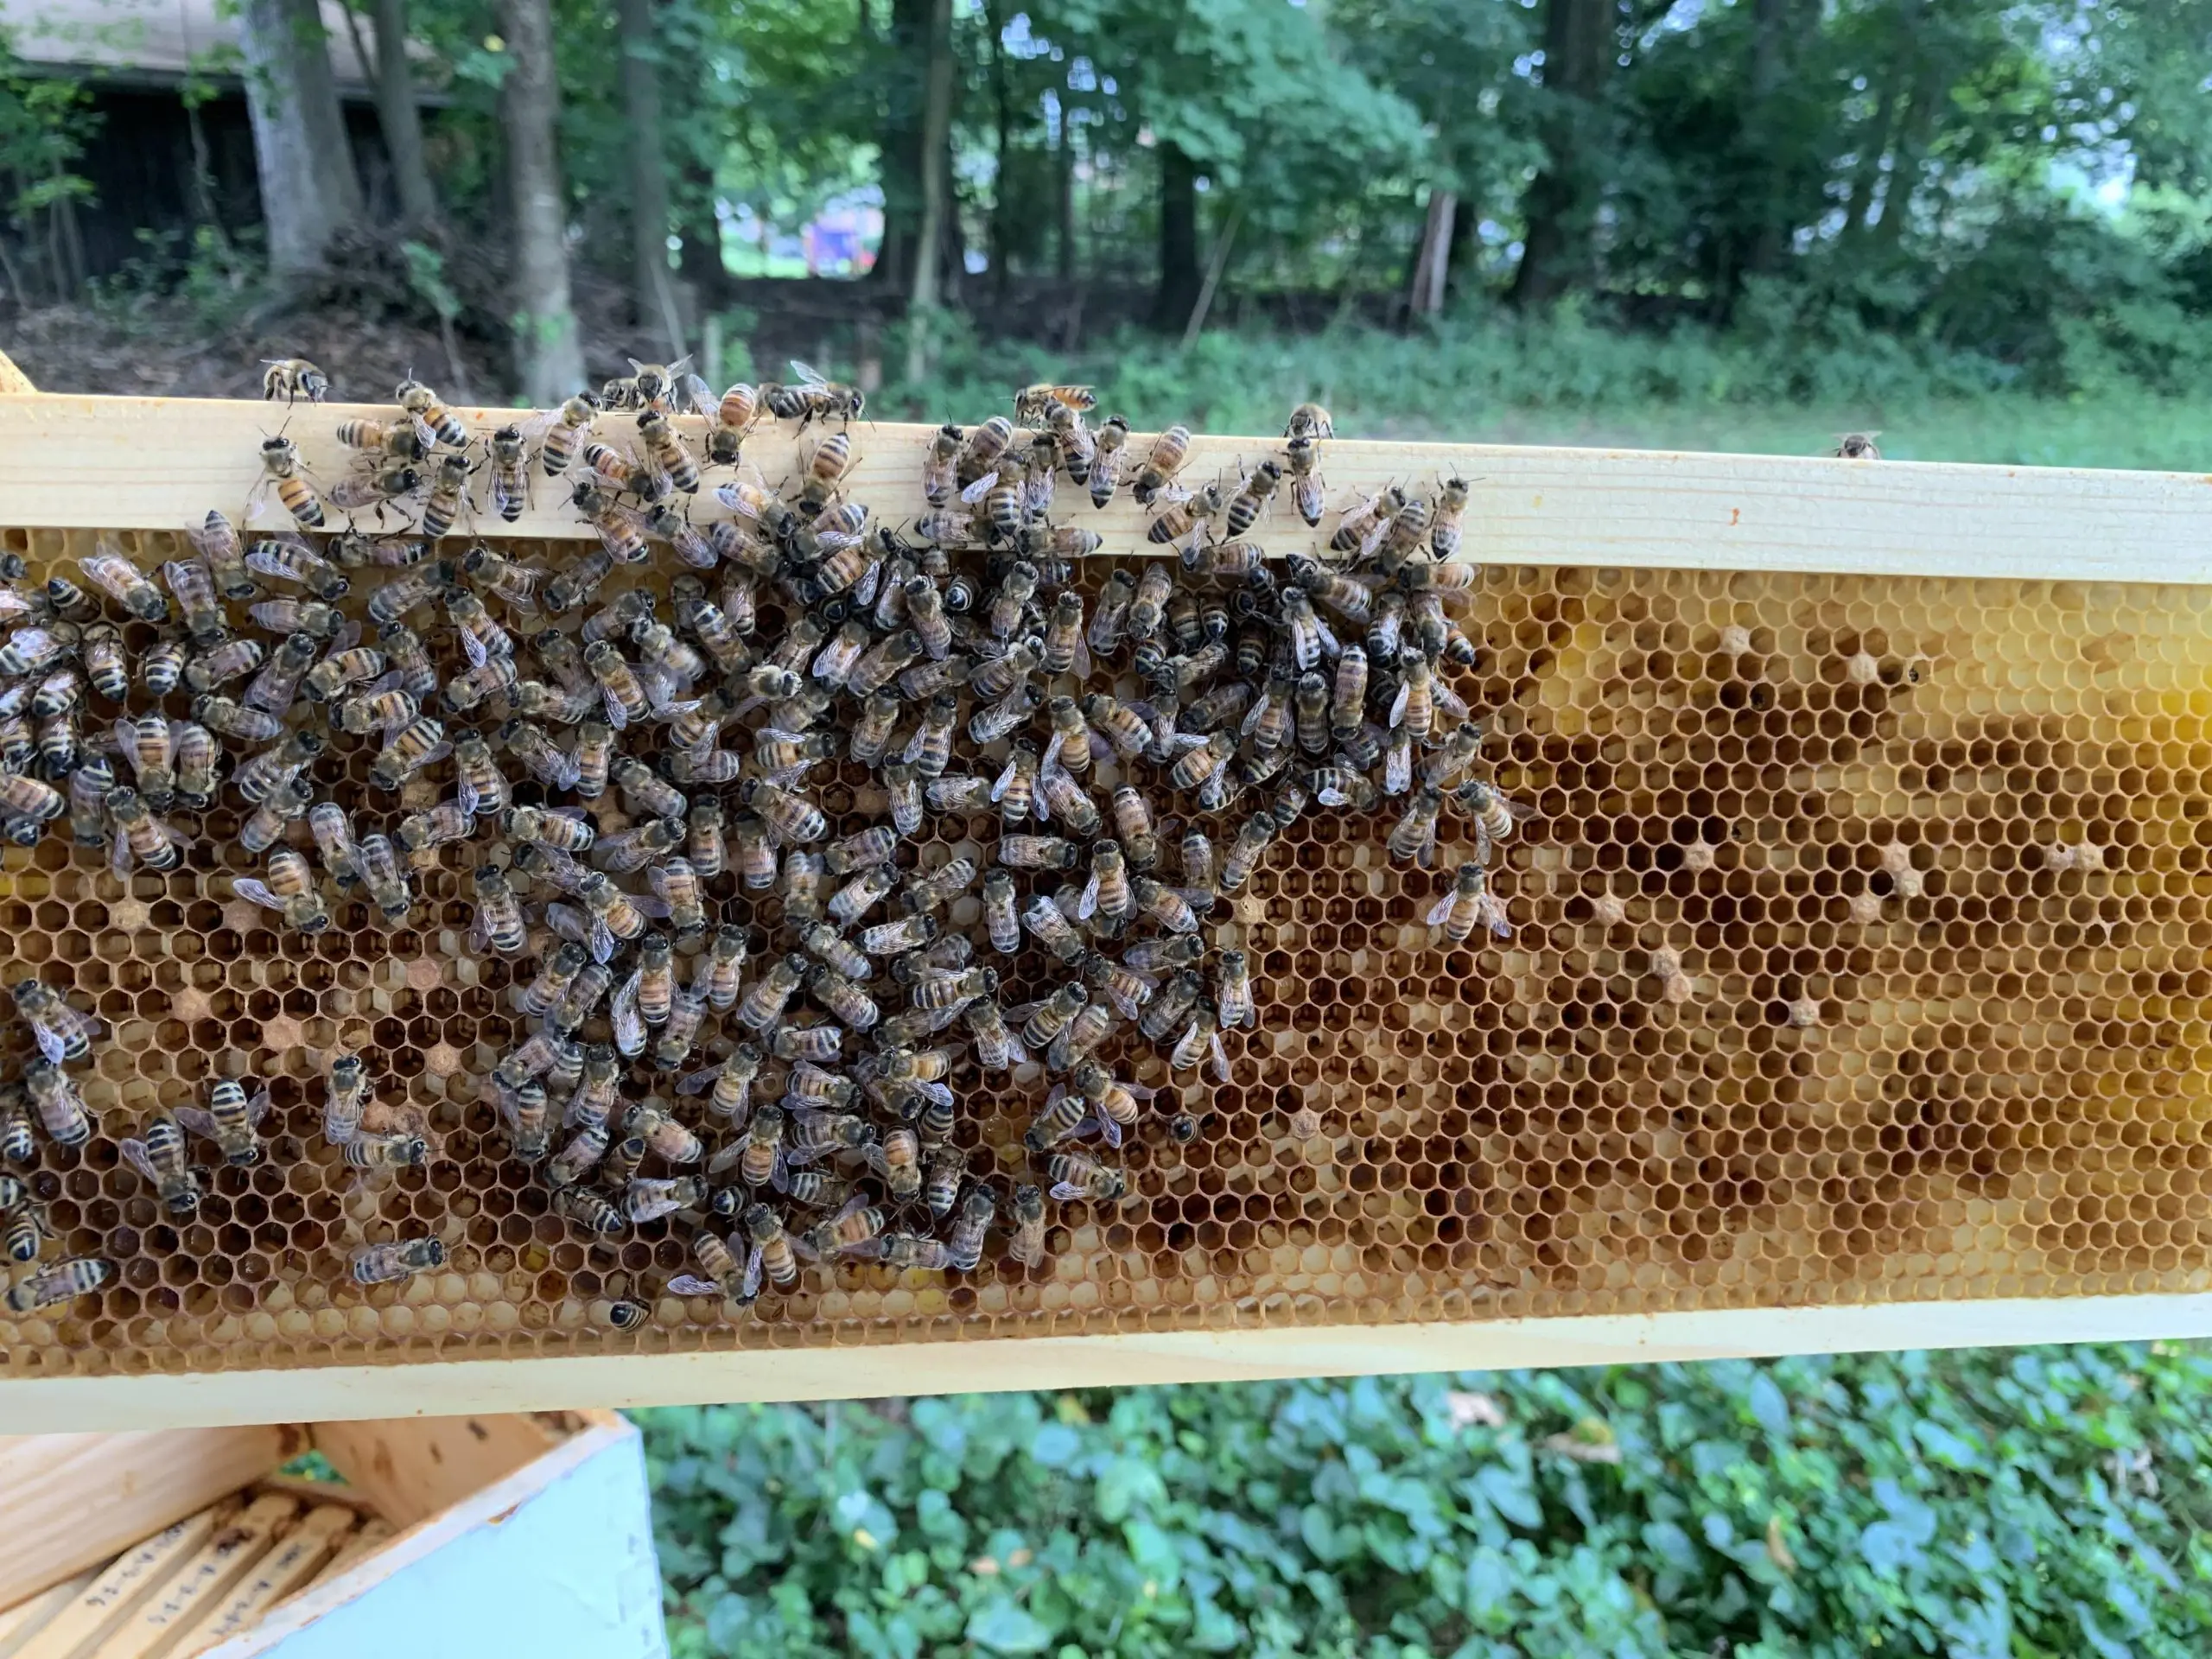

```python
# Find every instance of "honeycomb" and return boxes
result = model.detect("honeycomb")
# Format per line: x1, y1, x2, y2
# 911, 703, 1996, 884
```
3, 517, 2212, 1382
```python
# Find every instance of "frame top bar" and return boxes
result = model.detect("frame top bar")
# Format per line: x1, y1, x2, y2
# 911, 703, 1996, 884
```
1, 393, 2207, 582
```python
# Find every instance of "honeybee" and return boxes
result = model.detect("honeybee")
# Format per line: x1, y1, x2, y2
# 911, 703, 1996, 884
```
741, 778, 826, 843
75, 623, 125, 702
368, 713, 448, 790
354, 831, 415, 925
1283, 434, 1326, 526
1046, 1149, 1125, 1204
261, 357, 328, 404
397, 375, 468, 447
1835, 431, 1881, 460
23, 1060, 92, 1146
667, 1229, 753, 1306
528, 394, 600, 477
573, 482, 652, 565
67, 755, 113, 849
0, 982, 77, 1054
185, 637, 268, 704
1452, 779, 1535, 862
1428, 475, 1471, 561
351, 1236, 446, 1285
1170, 999, 1232, 1081
1427, 861, 1511, 944
335, 412, 431, 459
176, 1077, 271, 1166
315, 1052, 372, 1147
5, 1255, 111, 1313
1331, 485, 1404, 556
548, 1185, 623, 1236
234, 848, 331, 932
105, 786, 183, 874
1387, 785, 1444, 868
139, 635, 188, 697
1223, 459, 1281, 538
80, 541, 169, 622
300, 803, 359, 893
1131, 423, 1194, 507
958, 415, 1015, 488
419, 451, 472, 539
918, 422, 966, 506
1138, 971, 1203, 1043
766, 359, 864, 426
243, 630, 318, 716
543, 1122, 610, 1190
256, 435, 326, 528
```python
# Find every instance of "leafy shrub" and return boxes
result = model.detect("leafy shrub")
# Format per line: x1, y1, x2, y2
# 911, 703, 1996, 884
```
642, 1342, 2212, 1659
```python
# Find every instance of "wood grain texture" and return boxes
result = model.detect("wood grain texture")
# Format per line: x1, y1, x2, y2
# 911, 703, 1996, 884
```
2, 393, 2210, 582
168, 1506, 352, 1659
0, 1296, 2207, 1431
0, 1572, 104, 1659
13, 1506, 229, 1659
308, 1416, 557, 1529
84, 1493, 295, 1659
0, 1430, 297, 1607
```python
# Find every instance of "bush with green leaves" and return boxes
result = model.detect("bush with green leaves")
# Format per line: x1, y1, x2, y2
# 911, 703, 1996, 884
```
642, 1341, 2212, 1659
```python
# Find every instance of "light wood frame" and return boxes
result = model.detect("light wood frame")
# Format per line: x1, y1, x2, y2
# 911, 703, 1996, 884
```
0, 391, 2208, 1430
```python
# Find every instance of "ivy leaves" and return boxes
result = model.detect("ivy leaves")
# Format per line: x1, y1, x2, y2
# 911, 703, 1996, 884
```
640, 1342, 2212, 1659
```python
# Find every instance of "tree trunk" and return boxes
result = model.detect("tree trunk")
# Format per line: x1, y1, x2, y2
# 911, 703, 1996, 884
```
1842, 0, 1921, 243
984, 0, 1011, 296
872, 0, 931, 292
372, 0, 438, 223
677, 154, 728, 305
1407, 188, 1457, 316
1508, 0, 1610, 307
617, 0, 680, 353
235, 0, 364, 276
1872, 48, 1945, 249
1054, 102, 1074, 280
1151, 143, 1200, 330
499, 0, 585, 402
1736, 0, 1793, 284
905, 0, 953, 382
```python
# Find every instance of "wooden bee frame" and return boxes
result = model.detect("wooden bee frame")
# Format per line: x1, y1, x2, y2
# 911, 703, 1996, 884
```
0, 391, 2209, 1432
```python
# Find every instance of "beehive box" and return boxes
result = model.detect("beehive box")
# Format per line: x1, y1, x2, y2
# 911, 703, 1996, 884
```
0, 1411, 662, 1657
0, 392, 2209, 1430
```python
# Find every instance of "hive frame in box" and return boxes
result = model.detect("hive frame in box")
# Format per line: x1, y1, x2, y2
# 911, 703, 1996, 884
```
0, 394, 2209, 1431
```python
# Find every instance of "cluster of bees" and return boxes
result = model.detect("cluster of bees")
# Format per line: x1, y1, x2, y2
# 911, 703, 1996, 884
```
0, 354, 1525, 1328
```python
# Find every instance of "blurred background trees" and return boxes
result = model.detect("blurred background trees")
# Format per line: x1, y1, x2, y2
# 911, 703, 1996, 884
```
3, 0, 2210, 426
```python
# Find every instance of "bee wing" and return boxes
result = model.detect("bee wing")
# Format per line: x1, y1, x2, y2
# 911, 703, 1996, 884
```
233, 879, 284, 911
1209, 1033, 1231, 1083
174, 1105, 218, 1138
1434, 680, 1470, 721
544, 903, 590, 945
679, 374, 716, 418
1384, 740, 1413, 798
1093, 1113, 1122, 1151
741, 1243, 764, 1300
675, 1064, 721, 1097
631, 893, 672, 920
455, 775, 481, 817
788, 359, 829, 389
666, 1274, 722, 1297
1425, 892, 1460, 926
107, 822, 131, 881
1077, 870, 1100, 920
600, 686, 631, 732
1048, 1182, 1088, 1204
1313, 616, 1340, 659
1001, 1031, 1029, 1067
1069, 635, 1091, 681
611, 973, 646, 1057
119, 1137, 161, 1183
959, 471, 999, 505
1487, 909, 1514, 941
245, 1088, 273, 1127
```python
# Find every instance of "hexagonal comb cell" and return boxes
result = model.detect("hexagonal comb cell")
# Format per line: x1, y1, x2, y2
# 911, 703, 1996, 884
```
3, 525, 2211, 1382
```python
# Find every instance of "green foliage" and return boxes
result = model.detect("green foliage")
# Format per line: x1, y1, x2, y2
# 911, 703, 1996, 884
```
642, 1342, 2212, 1659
